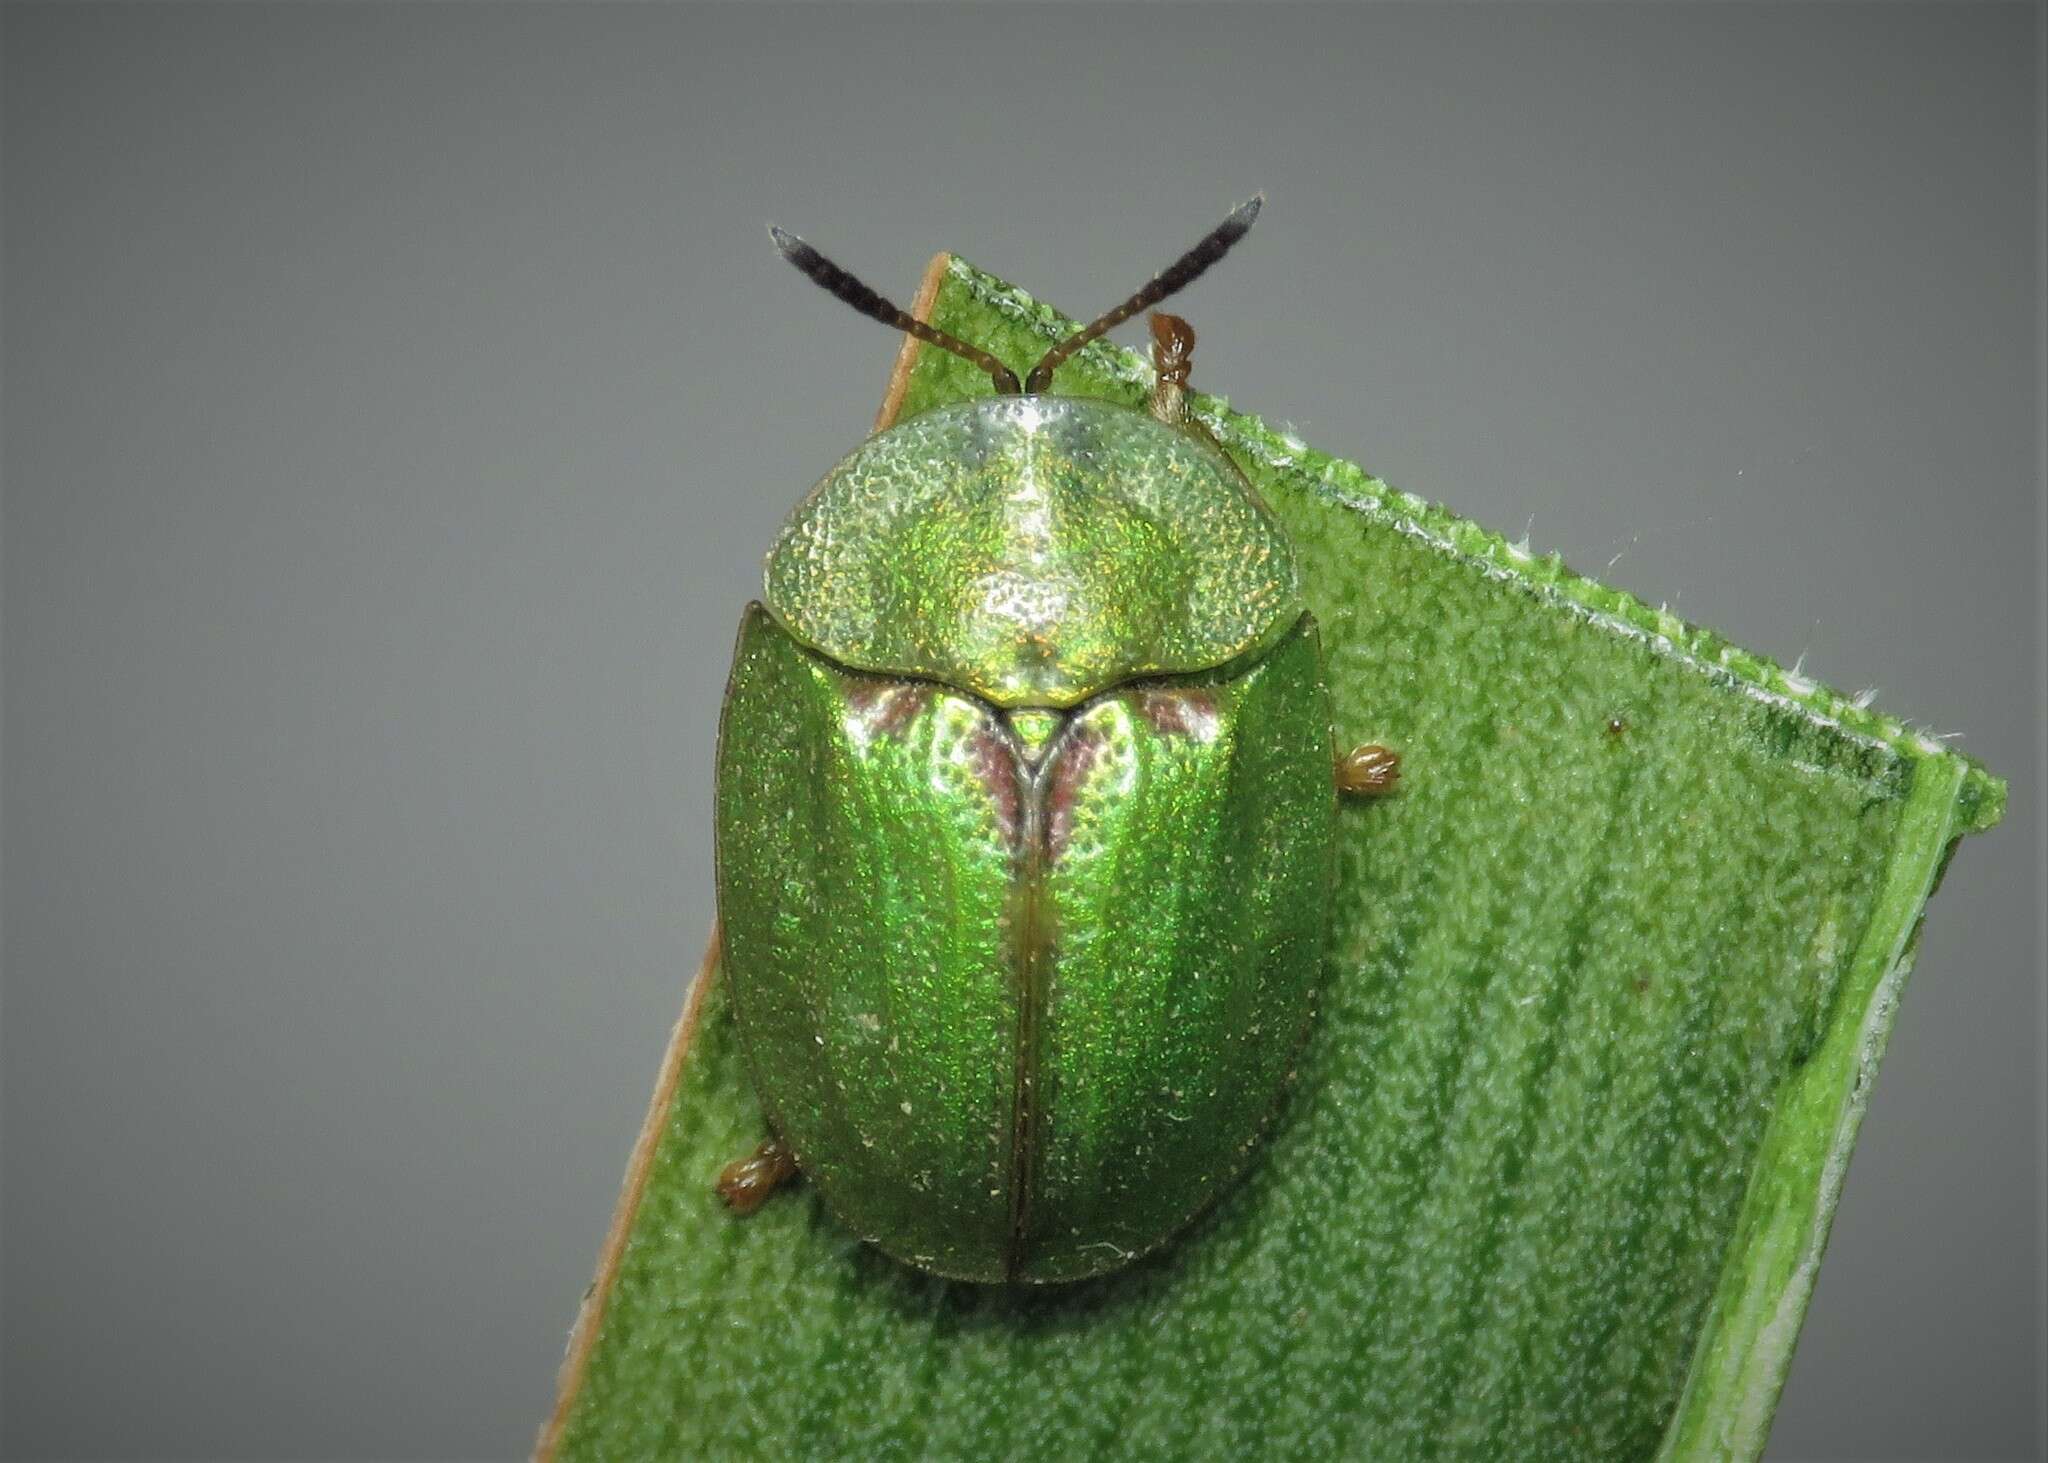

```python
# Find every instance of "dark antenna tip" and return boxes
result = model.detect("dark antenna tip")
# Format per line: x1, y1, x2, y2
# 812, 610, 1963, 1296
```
768, 223, 1022, 394
1024, 197, 1266, 393
768, 225, 834, 281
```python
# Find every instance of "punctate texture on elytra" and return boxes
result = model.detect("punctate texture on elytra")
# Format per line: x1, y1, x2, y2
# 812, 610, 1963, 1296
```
764, 396, 1304, 709
716, 604, 1336, 1283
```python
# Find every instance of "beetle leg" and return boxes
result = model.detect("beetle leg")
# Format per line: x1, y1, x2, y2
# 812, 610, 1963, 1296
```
715, 1134, 799, 1216
1147, 312, 1198, 427
1337, 743, 1401, 797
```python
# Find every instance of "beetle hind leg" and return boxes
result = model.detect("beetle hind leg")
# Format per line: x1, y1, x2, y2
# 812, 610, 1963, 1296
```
716, 1134, 799, 1216
1337, 743, 1401, 797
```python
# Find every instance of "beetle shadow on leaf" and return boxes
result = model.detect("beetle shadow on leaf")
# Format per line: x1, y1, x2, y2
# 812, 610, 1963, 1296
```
843, 1226, 1194, 1340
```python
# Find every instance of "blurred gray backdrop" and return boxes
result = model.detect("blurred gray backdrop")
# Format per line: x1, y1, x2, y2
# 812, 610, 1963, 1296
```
2, 3, 2039, 1459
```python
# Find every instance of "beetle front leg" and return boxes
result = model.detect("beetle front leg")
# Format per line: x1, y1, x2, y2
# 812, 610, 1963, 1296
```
1148, 312, 1198, 427
1337, 743, 1401, 797
716, 1134, 799, 1215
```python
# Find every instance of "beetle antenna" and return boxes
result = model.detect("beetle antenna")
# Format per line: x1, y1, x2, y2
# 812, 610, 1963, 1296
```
769, 225, 1023, 394
1024, 196, 1262, 394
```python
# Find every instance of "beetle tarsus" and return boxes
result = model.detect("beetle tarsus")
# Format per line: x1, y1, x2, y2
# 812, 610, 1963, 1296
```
1337, 743, 1401, 797
716, 1135, 799, 1216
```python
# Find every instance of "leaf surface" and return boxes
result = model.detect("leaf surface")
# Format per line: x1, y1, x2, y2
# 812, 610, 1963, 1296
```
539, 256, 2002, 1462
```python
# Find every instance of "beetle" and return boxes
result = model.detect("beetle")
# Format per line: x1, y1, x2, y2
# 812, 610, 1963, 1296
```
712, 200, 1399, 1284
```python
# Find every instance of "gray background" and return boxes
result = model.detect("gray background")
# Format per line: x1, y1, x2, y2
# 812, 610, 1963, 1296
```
2, 3, 2039, 1458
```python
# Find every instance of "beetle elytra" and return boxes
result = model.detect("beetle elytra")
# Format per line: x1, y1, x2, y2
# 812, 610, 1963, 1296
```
713, 200, 1398, 1283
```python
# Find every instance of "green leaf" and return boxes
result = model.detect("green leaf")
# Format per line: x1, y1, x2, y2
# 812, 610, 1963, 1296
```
539, 256, 2003, 1462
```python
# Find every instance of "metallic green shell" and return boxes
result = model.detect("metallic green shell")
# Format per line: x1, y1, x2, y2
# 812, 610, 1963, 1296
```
762, 397, 1303, 709
715, 606, 1334, 1283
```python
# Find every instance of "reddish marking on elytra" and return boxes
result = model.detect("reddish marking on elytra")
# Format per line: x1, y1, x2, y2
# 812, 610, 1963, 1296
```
1043, 725, 1107, 862
1137, 689, 1217, 739
966, 726, 1025, 846
845, 682, 932, 740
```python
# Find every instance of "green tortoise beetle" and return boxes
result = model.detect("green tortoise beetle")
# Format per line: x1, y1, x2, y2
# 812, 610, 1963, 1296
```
713, 199, 1399, 1284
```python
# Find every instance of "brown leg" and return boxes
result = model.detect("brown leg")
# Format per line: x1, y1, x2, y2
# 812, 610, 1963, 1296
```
716, 1135, 798, 1216
1148, 312, 1198, 427
1337, 743, 1402, 797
